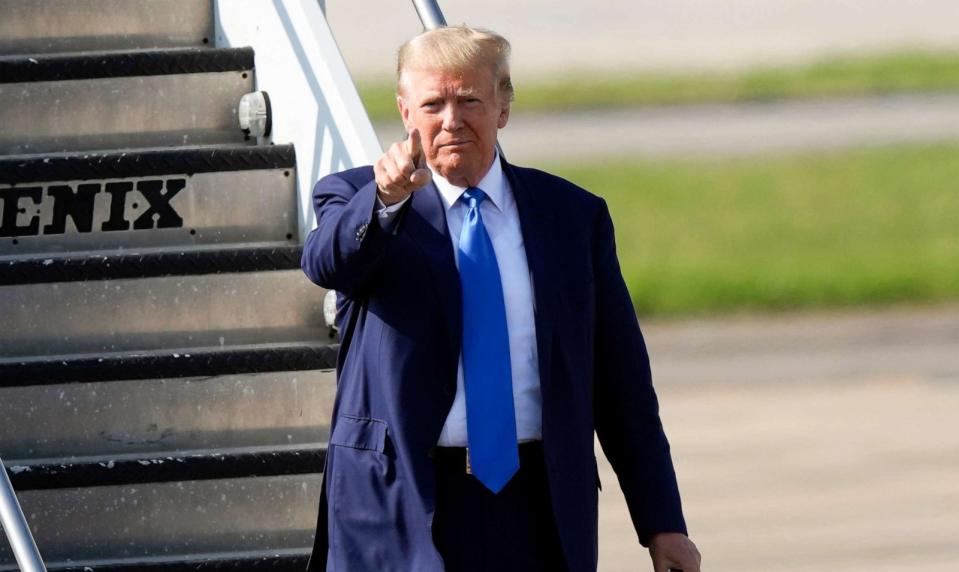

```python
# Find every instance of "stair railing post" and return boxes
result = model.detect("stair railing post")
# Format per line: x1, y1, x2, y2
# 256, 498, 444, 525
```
411, 0, 448, 30
0, 457, 47, 572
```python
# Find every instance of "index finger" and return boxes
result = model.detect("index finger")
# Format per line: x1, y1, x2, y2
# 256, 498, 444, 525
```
406, 128, 423, 164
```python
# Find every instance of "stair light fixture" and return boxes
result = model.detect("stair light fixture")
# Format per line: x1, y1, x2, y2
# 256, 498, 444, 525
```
238, 91, 272, 138
324, 290, 339, 334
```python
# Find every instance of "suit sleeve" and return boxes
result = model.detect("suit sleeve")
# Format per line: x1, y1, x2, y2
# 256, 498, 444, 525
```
591, 199, 688, 546
301, 172, 392, 296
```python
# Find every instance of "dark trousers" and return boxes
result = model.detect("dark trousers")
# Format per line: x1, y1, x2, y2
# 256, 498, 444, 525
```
430, 442, 569, 572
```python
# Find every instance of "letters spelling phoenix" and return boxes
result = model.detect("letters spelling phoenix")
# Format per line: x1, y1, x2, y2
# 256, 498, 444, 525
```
0, 178, 185, 237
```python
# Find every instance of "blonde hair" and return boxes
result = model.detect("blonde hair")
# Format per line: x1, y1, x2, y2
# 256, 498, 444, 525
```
397, 25, 514, 103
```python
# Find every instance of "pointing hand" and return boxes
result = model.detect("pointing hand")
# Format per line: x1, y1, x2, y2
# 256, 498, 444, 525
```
374, 128, 432, 206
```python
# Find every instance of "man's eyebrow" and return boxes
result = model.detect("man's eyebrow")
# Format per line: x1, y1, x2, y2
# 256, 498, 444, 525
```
454, 87, 479, 97
417, 87, 479, 100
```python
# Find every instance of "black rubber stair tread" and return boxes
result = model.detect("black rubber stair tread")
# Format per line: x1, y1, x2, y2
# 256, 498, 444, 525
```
4, 444, 327, 491
0, 244, 303, 285
0, 144, 295, 185
0, 47, 255, 84
0, 342, 340, 387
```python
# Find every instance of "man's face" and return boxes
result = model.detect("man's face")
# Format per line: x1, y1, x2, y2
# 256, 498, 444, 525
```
397, 65, 510, 187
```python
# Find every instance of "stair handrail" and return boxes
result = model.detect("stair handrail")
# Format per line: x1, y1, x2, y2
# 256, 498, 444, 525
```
411, 0, 448, 30
0, 457, 47, 572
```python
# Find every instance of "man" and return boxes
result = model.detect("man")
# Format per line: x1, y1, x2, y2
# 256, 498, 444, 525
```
302, 25, 701, 572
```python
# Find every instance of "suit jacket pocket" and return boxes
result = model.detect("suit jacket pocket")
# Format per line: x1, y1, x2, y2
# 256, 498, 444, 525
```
327, 415, 406, 568
330, 414, 388, 452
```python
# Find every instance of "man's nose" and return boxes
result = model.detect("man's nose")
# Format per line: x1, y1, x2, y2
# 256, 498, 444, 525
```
441, 103, 462, 131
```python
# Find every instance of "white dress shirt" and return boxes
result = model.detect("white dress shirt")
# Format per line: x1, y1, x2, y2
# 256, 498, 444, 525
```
375, 154, 543, 446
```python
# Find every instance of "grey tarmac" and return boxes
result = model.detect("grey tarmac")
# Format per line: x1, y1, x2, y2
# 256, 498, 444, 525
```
598, 305, 959, 571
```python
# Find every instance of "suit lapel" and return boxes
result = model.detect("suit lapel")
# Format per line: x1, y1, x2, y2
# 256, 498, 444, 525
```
501, 158, 557, 394
404, 182, 463, 355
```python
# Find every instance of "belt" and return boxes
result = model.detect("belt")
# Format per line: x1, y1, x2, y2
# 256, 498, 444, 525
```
430, 441, 544, 475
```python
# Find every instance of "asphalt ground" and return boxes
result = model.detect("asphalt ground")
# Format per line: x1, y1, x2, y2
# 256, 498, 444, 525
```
597, 305, 959, 571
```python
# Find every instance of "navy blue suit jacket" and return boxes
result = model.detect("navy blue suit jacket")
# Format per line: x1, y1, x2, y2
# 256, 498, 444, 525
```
301, 157, 686, 572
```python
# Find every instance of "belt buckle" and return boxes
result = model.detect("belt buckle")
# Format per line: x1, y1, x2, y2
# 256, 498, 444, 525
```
465, 448, 472, 475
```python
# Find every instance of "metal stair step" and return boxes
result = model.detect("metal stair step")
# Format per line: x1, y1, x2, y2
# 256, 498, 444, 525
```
0, 145, 298, 255
0, 48, 255, 154
0, 347, 337, 459
0, 270, 328, 358
0, 549, 310, 572
0, 473, 321, 564
5, 444, 327, 491
0, 0, 214, 56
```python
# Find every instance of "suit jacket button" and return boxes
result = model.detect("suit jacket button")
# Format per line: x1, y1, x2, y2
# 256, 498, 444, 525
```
355, 222, 368, 241
442, 383, 455, 397
427, 446, 437, 459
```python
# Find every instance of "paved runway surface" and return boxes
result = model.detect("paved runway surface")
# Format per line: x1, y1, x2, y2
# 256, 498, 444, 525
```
596, 305, 959, 571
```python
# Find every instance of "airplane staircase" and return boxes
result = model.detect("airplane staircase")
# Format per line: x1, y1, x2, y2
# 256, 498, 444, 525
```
0, 1, 340, 569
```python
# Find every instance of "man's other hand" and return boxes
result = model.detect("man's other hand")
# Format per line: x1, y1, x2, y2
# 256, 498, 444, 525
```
374, 128, 432, 206
649, 532, 702, 572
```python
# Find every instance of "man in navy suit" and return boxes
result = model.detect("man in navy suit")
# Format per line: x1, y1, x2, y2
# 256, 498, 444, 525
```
302, 25, 701, 572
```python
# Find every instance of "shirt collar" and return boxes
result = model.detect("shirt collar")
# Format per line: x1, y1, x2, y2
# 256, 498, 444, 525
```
430, 150, 505, 212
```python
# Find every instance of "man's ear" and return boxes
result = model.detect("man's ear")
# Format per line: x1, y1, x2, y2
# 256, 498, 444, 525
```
397, 94, 412, 130
497, 101, 511, 129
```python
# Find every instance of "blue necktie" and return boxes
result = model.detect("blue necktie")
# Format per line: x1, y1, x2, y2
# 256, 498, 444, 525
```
458, 187, 519, 493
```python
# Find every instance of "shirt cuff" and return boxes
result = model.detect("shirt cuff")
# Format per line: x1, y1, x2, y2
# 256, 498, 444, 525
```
375, 194, 410, 232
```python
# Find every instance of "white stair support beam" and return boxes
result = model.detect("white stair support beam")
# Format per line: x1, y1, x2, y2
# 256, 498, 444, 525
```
214, 0, 381, 242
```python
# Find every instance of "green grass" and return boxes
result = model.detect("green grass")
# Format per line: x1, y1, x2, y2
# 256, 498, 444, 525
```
542, 144, 959, 317
359, 50, 959, 122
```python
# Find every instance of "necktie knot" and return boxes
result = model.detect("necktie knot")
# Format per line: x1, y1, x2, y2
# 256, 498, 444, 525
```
462, 187, 486, 208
